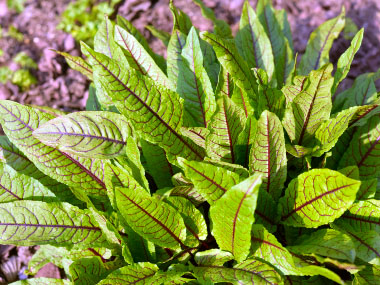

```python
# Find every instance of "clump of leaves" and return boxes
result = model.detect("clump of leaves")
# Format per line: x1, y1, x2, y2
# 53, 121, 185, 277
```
57, 0, 122, 45
1, 0, 380, 284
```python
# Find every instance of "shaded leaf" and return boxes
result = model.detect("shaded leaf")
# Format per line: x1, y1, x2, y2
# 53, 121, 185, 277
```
54, 50, 93, 80
299, 9, 345, 75
236, 1, 274, 81
69, 257, 110, 285
206, 95, 246, 164
195, 249, 234, 266
353, 265, 380, 284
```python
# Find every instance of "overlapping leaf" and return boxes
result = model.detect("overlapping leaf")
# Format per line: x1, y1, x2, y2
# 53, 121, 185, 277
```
334, 221, 380, 265
256, 1, 294, 86
177, 27, 216, 127
236, 1, 274, 81
340, 200, 380, 234
195, 249, 234, 266
254, 189, 278, 232
299, 9, 345, 75
54, 50, 93, 80
0, 101, 108, 197
0, 200, 107, 247
83, 45, 206, 163
332, 29, 364, 94
0, 163, 56, 203
283, 64, 334, 145
33, 111, 131, 159
167, 30, 187, 90
206, 95, 246, 163
165, 196, 207, 247
97, 262, 158, 284
353, 265, 380, 284
114, 25, 170, 89
210, 174, 262, 262
69, 257, 110, 285
11, 278, 70, 285
287, 229, 356, 262
115, 187, 187, 250
279, 169, 361, 227
177, 158, 241, 204
193, 258, 282, 284
249, 110, 287, 200
339, 115, 380, 179
201, 32, 258, 109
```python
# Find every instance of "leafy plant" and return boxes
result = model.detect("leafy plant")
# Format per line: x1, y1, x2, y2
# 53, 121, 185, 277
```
2, 0, 380, 284
57, 0, 122, 45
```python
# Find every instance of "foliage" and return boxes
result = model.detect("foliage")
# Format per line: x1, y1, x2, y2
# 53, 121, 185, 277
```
57, 0, 122, 45
1, 0, 380, 284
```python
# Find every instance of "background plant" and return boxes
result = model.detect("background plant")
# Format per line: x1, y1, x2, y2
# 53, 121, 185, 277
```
0, 0, 379, 284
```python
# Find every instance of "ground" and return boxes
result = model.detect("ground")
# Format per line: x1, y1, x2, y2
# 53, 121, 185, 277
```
0, 0, 379, 282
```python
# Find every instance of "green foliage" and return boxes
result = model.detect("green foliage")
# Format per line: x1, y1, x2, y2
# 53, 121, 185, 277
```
57, 0, 122, 45
2, 1, 380, 284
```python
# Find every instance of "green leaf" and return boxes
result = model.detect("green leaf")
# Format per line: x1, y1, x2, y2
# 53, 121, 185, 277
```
33, 111, 131, 159
97, 262, 159, 284
299, 9, 345, 75
235, 114, 257, 167
146, 25, 170, 47
353, 265, 380, 284
140, 140, 177, 189
283, 64, 334, 145
0, 163, 56, 203
167, 30, 187, 90
193, 258, 282, 284
114, 25, 170, 89
254, 189, 278, 232
201, 31, 257, 111
340, 200, 380, 234
0, 136, 66, 194
117, 15, 166, 71
86, 85, 102, 111
210, 174, 262, 262
334, 221, 380, 265
195, 249, 234, 266
356, 178, 377, 200
54, 50, 93, 80
312, 106, 365, 156
256, 1, 294, 87
169, 0, 192, 34
236, 1, 275, 81
249, 110, 287, 200
287, 229, 356, 262
282, 75, 307, 105
250, 224, 303, 275
206, 95, 246, 164
192, 0, 232, 38
177, 158, 241, 204
0, 101, 108, 198
83, 45, 206, 163
215, 66, 234, 99
181, 127, 209, 149
332, 29, 364, 94
177, 27, 216, 128
115, 187, 187, 250
279, 168, 361, 227
0, 200, 107, 247
165, 196, 207, 247
69, 257, 110, 285
339, 115, 380, 179
333, 73, 378, 112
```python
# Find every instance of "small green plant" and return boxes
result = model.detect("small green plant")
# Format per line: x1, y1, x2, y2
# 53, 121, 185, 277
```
1, 0, 380, 284
57, 0, 122, 45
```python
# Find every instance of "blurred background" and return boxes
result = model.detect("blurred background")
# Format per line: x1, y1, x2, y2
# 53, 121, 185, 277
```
0, 0, 379, 282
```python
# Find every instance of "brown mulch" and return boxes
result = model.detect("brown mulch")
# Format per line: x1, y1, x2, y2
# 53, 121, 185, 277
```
0, 0, 380, 282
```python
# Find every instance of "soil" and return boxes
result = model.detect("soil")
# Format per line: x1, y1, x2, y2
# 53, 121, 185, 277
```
0, 0, 380, 282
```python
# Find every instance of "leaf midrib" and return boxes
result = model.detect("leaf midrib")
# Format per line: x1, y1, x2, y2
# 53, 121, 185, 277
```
88, 51, 204, 160
281, 182, 357, 221
0, 103, 107, 191
38, 131, 126, 145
